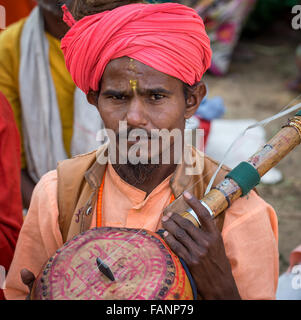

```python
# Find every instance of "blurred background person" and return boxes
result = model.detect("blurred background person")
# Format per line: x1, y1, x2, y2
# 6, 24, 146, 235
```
0, 92, 23, 300
0, 0, 103, 209
148, 0, 258, 76
0, 0, 36, 28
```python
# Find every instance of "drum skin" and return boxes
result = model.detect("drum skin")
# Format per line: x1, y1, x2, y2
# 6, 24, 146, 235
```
31, 227, 194, 300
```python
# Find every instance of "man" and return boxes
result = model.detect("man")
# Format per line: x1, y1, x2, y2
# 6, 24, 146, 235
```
5, 2, 278, 300
0, 0, 103, 208
0, 92, 23, 300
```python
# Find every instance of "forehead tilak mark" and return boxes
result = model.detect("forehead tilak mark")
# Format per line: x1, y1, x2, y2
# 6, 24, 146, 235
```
129, 79, 138, 91
129, 58, 136, 70
128, 59, 138, 91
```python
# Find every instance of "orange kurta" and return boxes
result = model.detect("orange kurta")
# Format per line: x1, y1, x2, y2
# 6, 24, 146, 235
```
98, 164, 173, 230
4, 164, 279, 300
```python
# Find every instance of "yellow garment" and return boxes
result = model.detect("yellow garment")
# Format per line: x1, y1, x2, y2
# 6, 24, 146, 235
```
0, 19, 75, 168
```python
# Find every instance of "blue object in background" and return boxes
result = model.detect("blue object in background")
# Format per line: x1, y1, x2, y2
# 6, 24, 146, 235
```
276, 272, 301, 300
195, 94, 226, 121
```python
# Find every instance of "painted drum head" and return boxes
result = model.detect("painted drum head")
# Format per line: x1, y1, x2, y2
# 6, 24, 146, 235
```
32, 227, 193, 300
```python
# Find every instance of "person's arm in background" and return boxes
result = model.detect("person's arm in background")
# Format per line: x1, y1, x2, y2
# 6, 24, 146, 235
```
0, 92, 23, 300
4, 170, 63, 300
0, 20, 36, 209
21, 170, 35, 209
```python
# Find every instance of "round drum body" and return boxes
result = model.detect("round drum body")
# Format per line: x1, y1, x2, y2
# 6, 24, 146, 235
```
31, 227, 193, 300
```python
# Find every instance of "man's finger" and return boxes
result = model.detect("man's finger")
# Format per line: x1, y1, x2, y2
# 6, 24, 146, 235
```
20, 268, 35, 292
162, 213, 198, 251
162, 229, 190, 262
170, 211, 209, 245
183, 191, 216, 233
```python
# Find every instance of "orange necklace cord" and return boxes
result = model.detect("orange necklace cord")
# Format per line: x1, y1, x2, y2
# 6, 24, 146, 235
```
96, 172, 175, 228
96, 172, 106, 228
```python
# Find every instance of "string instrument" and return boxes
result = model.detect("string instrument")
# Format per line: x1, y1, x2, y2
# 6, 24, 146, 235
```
31, 111, 301, 300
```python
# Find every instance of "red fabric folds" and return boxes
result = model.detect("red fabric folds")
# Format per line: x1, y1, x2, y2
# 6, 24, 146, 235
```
61, 3, 212, 94
0, 92, 23, 300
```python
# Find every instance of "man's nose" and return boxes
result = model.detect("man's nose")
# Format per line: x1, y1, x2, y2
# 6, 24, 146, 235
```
126, 97, 148, 127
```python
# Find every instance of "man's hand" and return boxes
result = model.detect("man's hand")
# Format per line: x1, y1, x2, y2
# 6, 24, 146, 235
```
20, 269, 36, 300
162, 191, 241, 300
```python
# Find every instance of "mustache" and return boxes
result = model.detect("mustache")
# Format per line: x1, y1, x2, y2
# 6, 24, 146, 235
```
116, 128, 158, 140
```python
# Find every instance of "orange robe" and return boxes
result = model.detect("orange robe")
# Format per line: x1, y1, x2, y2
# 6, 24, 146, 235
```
4, 164, 279, 300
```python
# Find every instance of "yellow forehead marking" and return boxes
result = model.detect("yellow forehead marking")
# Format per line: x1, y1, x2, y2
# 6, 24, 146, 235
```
129, 58, 138, 91
129, 58, 135, 70
130, 79, 138, 91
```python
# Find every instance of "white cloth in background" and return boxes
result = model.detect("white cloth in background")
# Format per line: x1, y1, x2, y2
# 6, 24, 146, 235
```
19, 7, 104, 182
205, 119, 283, 184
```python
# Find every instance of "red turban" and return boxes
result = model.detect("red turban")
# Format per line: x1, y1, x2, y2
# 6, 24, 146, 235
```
61, 3, 212, 94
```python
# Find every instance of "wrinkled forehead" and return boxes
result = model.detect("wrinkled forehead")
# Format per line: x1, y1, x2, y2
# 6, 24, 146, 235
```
100, 57, 183, 91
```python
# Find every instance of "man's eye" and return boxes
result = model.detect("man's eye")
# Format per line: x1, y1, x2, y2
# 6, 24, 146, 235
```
150, 94, 165, 100
109, 95, 126, 100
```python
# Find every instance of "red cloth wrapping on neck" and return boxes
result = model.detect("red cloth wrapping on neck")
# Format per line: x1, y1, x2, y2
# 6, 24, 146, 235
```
61, 3, 212, 94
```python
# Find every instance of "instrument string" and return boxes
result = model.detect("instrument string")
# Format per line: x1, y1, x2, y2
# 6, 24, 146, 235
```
68, 229, 145, 294
63, 94, 301, 295
68, 159, 242, 295
204, 95, 301, 195
71, 161, 226, 292
162, 94, 301, 210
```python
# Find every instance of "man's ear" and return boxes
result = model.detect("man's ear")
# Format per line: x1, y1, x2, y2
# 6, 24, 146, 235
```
184, 82, 207, 119
87, 90, 99, 107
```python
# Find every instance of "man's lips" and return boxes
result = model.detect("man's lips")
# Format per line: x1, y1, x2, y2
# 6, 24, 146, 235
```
127, 136, 151, 145
117, 130, 154, 141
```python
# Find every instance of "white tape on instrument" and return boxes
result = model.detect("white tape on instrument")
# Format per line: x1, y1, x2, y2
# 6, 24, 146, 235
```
186, 201, 214, 228
186, 207, 201, 227
200, 200, 215, 218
